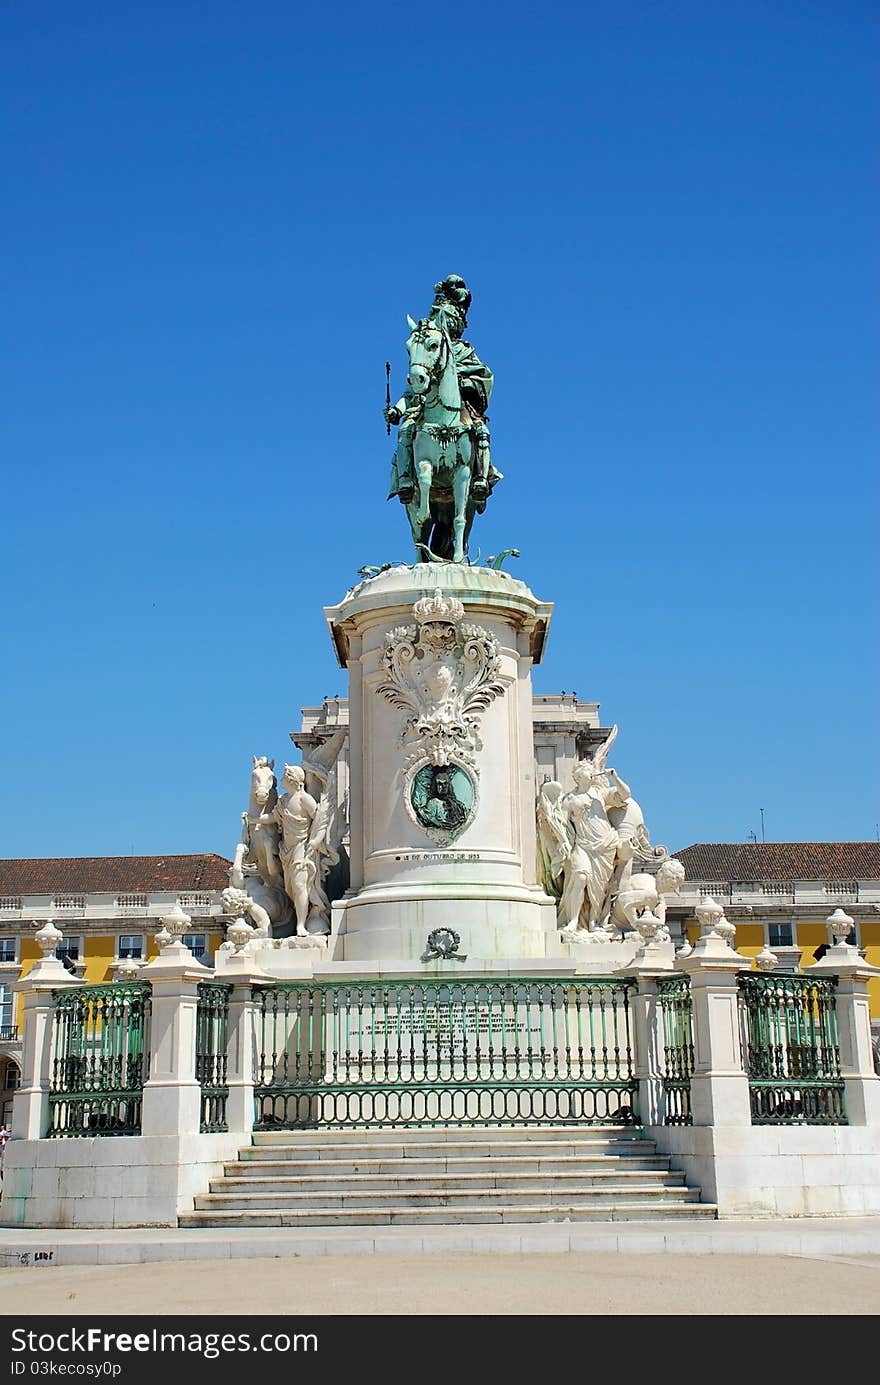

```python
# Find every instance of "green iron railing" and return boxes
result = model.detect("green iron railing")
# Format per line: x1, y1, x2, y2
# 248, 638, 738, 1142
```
738, 972, 846, 1125
196, 982, 231, 1132
48, 983, 151, 1137
656, 974, 694, 1126
253, 977, 638, 1128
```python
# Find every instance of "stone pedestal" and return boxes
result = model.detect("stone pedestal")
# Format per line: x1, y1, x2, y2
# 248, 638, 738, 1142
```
217, 947, 272, 1134
11, 957, 82, 1141
679, 935, 753, 1128
139, 942, 210, 1138
807, 943, 880, 1126
324, 564, 558, 962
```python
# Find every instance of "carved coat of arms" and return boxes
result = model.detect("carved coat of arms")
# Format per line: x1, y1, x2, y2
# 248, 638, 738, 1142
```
376, 593, 506, 842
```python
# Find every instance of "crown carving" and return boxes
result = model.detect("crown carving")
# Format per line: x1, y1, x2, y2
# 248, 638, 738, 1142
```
413, 593, 464, 626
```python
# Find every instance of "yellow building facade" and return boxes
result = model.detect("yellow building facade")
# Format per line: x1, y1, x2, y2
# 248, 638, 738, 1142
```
0, 854, 230, 1123
671, 842, 880, 1024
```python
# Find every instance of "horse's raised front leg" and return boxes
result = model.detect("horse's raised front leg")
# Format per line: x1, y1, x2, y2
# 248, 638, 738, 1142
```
451, 459, 470, 563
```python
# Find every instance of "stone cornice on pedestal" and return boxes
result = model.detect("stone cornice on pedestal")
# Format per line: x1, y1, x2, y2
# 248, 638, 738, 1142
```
13, 961, 83, 994
325, 563, 553, 667
679, 934, 752, 973
627, 944, 677, 975
806, 942, 880, 981
215, 952, 273, 982
139, 946, 211, 981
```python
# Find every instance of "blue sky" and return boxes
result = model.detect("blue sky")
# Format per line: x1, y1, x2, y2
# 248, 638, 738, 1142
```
1, 2, 877, 860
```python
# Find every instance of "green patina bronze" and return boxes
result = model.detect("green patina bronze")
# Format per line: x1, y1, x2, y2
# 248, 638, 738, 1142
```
385, 275, 502, 564
252, 976, 639, 1129
737, 972, 847, 1125
48, 982, 151, 1137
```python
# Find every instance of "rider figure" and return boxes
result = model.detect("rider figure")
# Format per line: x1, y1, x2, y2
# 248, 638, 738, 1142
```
386, 275, 499, 510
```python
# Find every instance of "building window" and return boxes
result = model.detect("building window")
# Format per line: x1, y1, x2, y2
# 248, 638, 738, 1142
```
178, 893, 212, 909
0, 939, 17, 964
0, 983, 14, 1038
183, 932, 208, 961
116, 935, 144, 961
2, 1063, 20, 1125
55, 938, 82, 964
53, 896, 85, 911
116, 894, 148, 909
0, 897, 22, 912
767, 922, 795, 948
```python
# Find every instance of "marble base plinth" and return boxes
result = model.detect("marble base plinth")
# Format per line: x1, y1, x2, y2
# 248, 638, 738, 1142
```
212, 930, 669, 979
331, 883, 558, 963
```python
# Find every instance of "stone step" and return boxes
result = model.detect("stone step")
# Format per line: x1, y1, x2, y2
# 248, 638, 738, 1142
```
209, 1172, 687, 1196
179, 1201, 718, 1228
226, 1154, 674, 1177
241, 1138, 659, 1162
183, 1124, 711, 1228
251, 1125, 645, 1145
194, 1185, 702, 1211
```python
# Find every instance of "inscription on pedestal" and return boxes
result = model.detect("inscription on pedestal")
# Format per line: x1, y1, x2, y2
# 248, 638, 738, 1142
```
395, 852, 481, 863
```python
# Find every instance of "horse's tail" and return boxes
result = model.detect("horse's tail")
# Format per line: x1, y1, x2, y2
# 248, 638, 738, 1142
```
414, 540, 446, 563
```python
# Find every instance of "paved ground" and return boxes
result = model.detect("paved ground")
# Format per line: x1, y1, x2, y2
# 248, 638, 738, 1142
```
1, 1219, 880, 1316
1, 1250, 879, 1315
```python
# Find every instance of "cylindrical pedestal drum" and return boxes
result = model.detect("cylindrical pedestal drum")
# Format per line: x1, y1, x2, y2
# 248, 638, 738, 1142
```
324, 564, 558, 961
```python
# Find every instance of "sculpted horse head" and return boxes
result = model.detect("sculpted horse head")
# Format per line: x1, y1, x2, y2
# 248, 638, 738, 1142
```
405, 316, 460, 413
243, 757, 283, 891
249, 756, 277, 815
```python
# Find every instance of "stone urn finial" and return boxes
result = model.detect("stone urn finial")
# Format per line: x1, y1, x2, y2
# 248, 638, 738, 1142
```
157, 904, 192, 951
115, 958, 142, 982
827, 908, 855, 948
695, 896, 724, 938
226, 919, 255, 954
754, 940, 778, 972
33, 919, 63, 957
716, 912, 736, 948
634, 910, 661, 945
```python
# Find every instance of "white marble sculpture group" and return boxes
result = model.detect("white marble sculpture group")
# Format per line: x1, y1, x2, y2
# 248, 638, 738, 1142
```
226, 740, 346, 942
537, 725, 685, 944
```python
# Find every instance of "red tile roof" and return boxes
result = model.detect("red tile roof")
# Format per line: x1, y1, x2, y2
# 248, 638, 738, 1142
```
674, 843, 880, 883
0, 855, 232, 895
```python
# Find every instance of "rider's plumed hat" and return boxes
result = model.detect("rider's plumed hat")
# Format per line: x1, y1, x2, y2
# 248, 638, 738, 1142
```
429, 275, 471, 339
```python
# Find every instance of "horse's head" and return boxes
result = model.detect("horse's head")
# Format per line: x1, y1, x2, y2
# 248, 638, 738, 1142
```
405, 315, 447, 395
250, 755, 277, 805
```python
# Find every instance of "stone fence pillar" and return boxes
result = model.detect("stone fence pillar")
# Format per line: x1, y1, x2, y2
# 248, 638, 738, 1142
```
139, 908, 211, 1138
807, 919, 880, 1126
679, 904, 752, 1128
11, 925, 83, 1140
628, 945, 675, 1126
219, 934, 272, 1135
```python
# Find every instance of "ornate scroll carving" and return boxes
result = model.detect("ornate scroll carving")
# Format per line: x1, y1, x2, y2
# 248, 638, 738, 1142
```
377, 593, 505, 772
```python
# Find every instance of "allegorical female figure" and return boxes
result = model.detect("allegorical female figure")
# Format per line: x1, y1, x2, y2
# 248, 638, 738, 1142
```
554, 760, 632, 934
273, 764, 317, 936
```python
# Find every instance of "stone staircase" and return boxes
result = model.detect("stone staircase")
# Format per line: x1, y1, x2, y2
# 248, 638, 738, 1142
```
180, 1126, 716, 1227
